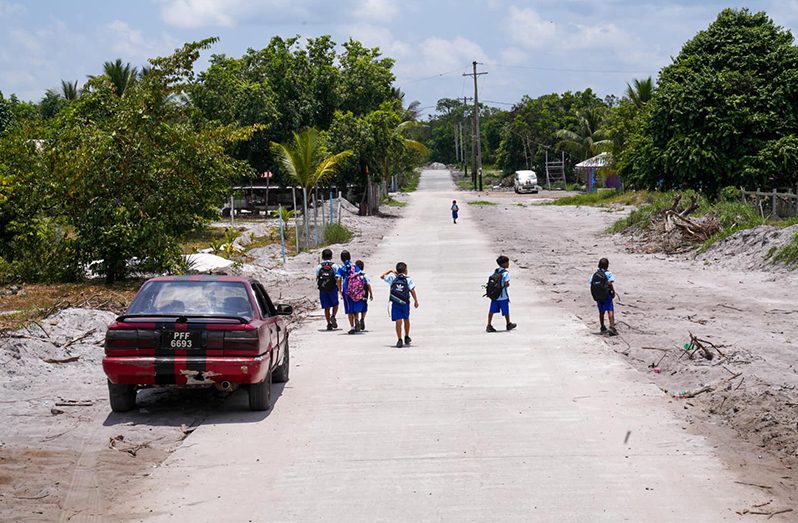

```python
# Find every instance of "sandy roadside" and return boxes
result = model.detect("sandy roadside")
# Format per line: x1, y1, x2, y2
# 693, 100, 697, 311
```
0, 197, 406, 521
464, 186, 798, 512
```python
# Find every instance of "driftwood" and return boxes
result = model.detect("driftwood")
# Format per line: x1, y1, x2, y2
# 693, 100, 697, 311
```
675, 372, 742, 399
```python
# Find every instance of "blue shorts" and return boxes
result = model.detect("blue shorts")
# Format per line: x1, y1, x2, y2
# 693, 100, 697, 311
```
343, 296, 357, 315
597, 295, 614, 313
489, 299, 509, 316
319, 290, 338, 309
391, 302, 410, 321
351, 300, 367, 314
452, 211, 459, 219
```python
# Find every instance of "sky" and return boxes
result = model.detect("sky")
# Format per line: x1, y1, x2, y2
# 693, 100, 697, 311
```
2, 1, 798, 116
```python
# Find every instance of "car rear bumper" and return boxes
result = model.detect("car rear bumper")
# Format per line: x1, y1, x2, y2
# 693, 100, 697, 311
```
103, 354, 270, 386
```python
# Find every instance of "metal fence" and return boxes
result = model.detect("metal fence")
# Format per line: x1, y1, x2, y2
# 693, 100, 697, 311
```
741, 188, 798, 218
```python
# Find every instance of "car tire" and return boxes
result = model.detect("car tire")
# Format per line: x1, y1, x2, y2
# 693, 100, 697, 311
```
108, 381, 137, 412
249, 366, 272, 411
272, 342, 289, 383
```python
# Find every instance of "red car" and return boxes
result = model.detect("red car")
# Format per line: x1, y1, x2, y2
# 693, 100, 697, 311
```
103, 275, 291, 412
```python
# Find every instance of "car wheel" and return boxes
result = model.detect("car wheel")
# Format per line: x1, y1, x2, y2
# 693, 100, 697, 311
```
272, 342, 289, 383
249, 366, 272, 411
108, 380, 137, 412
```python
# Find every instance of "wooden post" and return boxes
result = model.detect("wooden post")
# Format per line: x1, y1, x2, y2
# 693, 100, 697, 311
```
292, 186, 300, 253
772, 189, 777, 218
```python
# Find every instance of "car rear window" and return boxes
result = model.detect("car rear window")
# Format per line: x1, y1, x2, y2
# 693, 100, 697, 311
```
127, 281, 255, 318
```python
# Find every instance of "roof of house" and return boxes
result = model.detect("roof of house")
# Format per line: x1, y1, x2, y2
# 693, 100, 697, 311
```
575, 152, 613, 169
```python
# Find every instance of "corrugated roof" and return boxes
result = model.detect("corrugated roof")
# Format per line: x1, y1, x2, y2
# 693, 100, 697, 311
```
575, 152, 612, 169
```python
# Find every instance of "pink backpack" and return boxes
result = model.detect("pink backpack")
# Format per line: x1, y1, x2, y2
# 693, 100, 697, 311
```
346, 264, 366, 301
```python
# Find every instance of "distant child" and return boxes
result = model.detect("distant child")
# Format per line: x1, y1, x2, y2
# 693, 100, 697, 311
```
338, 250, 365, 334
354, 260, 374, 331
589, 257, 617, 336
486, 255, 517, 332
451, 200, 459, 224
315, 248, 339, 331
380, 262, 419, 348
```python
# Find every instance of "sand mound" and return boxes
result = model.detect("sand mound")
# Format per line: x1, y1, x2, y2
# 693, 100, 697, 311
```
698, 224, 798, 271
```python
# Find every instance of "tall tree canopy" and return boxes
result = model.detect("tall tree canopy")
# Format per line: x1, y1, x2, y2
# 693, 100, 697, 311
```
624, 8, 798, 193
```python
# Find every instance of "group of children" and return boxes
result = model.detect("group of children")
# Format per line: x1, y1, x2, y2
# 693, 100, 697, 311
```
316, 247, 618, 341
315, 249, 420, 347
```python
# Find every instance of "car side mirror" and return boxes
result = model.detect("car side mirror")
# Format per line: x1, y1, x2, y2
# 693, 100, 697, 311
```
276, 304, 293, 316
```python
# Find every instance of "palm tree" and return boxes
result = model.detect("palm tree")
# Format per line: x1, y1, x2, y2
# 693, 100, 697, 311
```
271, 128, 352, 248
380, 120, 428, 196
61, 80, 81, 101
626, 77, 654, 109
556, 107, 612, 161
90, 59, 138, 96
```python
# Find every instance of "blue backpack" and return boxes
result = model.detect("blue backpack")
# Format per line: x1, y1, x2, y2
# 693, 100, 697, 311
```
390, 275, 410, 305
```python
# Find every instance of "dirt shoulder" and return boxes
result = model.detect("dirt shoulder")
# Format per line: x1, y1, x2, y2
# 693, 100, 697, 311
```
465, 189, 798, 512
0, 198, 405, 521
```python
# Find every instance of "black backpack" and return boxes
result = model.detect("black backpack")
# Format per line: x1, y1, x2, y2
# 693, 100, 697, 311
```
590, 269, 610, 302
390, 274, 411, 305
317, 262, 337, 292
484, 269, 505, 300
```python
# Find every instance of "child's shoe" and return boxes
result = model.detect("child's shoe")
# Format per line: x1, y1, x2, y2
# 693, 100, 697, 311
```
600, 325, 608, 334
486, 325, 497, 333
348, 328, 357, 335
326, 323, 333, 331
404, 336, 411, 345
331, 317, 338, 329
506, 323, 517, 331
396, 339, 404, 348
360, 319, 366, 331
608, 327, 618, 337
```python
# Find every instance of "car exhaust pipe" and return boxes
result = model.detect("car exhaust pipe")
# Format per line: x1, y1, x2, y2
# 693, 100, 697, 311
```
220, 381, 233, 392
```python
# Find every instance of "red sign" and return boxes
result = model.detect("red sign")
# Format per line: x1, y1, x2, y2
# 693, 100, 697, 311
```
260, 171, 273, 179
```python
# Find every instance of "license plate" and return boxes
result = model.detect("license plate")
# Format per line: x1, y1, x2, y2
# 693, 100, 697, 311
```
161, 331, 202, 349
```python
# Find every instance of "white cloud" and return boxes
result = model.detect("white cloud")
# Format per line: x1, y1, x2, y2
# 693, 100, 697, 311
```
346, 23, 411, 58
0, 1, 23, 16
159, 0, 240, 28
107, 20, 178, 61
411, 36, 489, 76
507, 6, 556, 49
356, 0, 399, 22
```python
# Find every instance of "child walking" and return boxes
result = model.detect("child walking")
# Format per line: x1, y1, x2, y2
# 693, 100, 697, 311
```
338, 250, 364, 334
486, 255, 517, 332
380, 262, 419, 348
589, 257, 617, 336
315, 248, 339, 331
451, 200, 459, 224
354, 260, 373, 331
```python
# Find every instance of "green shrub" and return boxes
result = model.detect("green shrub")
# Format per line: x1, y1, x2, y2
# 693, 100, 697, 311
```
773, 232, 798, 267
468, 200, 497, 206
552, 190, 619, 206
719, 186, 741, 202
324, 223, 353, 245
400, 170, 420, 192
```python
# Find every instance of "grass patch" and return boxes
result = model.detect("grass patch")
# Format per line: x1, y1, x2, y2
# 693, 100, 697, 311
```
606, 191, 706, 233
551, 189, 649, 207
181, 227, 245, 254
456, 176, 474, 190
0, 281, 141, 330
382, 195, 407, 207
468, 200, 497, 206
324, 223, 353, 245
400, 170, 421, 192
773, 232, 798, 267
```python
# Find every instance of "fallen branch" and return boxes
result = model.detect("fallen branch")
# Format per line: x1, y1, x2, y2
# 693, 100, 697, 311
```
675, 373, 742, 399
61, 329, 96, 350
109, 435, 150, 457
42, 355, 81, 364
55, 400, 94, 407
734, 480, 772, 490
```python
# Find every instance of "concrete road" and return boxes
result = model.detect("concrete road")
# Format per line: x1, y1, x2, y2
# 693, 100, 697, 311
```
117, 170, 761, 522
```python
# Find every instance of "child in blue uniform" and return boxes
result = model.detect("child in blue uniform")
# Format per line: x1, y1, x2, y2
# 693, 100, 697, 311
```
354, 260, 373, 331
315, 248, 339, 330
451, 200, 459, 224
486, 255, 517, 332
381, 262, 419, 348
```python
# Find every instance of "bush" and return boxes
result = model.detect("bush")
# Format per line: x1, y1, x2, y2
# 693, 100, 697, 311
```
719, 186, 741, 202
324, 223, 353, 245
773, 232, 798, 267
400, 170, 420, 192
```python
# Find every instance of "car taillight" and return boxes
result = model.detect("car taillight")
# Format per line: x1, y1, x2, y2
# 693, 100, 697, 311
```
222, 329, 259, 351
105, 329, 158, 351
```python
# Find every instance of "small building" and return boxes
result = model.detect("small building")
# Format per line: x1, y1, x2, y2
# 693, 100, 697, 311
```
575, 152, 618, 192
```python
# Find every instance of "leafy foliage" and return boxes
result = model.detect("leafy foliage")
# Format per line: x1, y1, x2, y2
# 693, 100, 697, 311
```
624, 8, 798, 194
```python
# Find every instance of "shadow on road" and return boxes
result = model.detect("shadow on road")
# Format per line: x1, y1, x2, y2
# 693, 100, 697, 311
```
102, 382, 287, 428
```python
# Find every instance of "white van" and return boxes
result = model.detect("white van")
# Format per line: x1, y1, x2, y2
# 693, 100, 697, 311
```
514, 170, 541, 194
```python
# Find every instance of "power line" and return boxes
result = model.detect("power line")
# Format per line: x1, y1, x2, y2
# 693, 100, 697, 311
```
481, 99, 516, 106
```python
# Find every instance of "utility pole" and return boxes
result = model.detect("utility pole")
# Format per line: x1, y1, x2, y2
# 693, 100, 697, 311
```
464, 61, 487, 191
462, 96, 471, 184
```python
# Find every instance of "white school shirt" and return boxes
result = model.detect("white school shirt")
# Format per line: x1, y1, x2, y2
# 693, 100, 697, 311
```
315, 262, 340, 277
588, 270, 615, 284
383, 273, 416, 290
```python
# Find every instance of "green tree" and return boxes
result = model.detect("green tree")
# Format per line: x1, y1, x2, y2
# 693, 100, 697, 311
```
270, 127, 352, 247
0, 92, 12, 135
92, 59, 138, 96
49, 39, 253, 282
625, 8, 798, 193
625, 77, 654, 109
555, 107, 611, 162
61, 80, 81, 101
